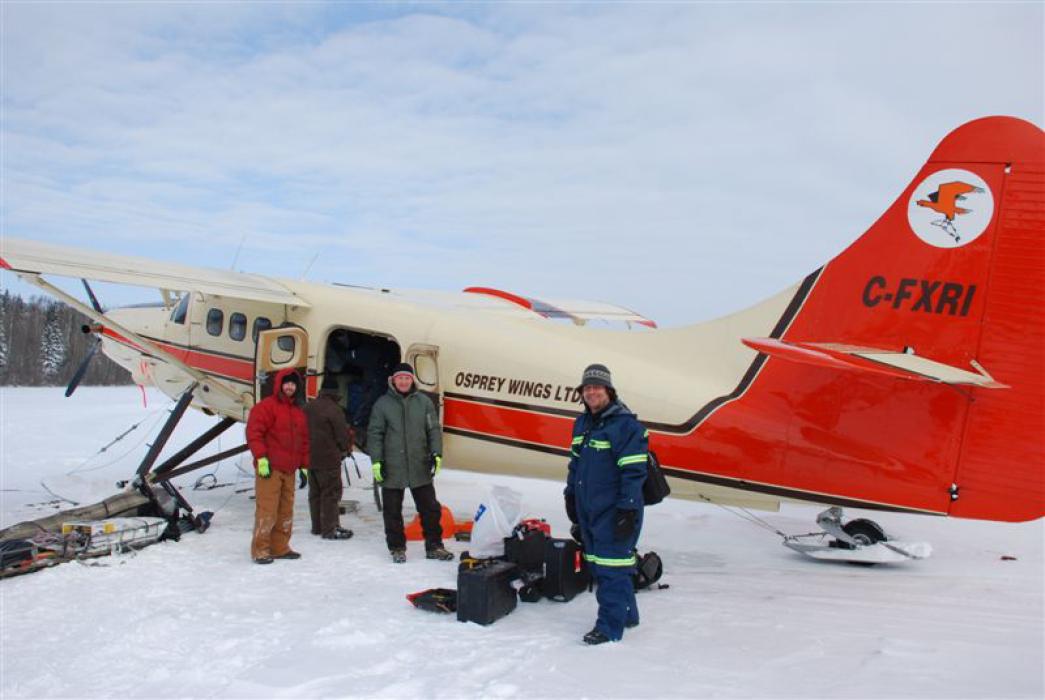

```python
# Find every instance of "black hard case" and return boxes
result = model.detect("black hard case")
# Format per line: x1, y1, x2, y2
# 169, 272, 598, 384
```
456, 560, 519, 625
540, 537, 591, 602
503, 528, 548, 579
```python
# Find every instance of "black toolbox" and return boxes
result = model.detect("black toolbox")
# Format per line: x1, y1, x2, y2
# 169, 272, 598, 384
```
457, 559, 519, 625
541, 537, 591, 602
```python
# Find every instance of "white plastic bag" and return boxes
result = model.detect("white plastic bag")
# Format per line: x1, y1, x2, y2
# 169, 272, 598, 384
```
468, 486, 523, 557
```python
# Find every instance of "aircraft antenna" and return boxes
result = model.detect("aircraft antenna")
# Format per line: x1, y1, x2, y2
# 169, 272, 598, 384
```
230, 234, 246, 271
301, 252, 320, 280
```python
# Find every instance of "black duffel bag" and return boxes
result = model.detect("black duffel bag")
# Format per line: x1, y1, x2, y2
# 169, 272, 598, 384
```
632, 551, 664, 590
642, 450, 671, 505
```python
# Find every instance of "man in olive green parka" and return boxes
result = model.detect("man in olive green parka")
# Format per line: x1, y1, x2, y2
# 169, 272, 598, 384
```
367, 362, 453, 563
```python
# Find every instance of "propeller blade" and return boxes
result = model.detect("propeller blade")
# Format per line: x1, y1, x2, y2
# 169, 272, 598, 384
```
81, 279, 103, 313
65, 339, 100, 397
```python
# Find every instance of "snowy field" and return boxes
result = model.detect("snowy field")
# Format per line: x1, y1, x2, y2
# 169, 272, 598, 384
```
1, 387, 1042, 699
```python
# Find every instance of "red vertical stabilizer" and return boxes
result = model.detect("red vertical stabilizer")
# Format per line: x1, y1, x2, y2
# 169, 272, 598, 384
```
677, 117, 1043, 521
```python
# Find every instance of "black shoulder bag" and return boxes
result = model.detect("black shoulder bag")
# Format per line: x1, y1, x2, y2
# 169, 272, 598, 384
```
642, 449, 671, 506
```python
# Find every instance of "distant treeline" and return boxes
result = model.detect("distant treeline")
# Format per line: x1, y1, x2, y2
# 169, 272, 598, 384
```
0, 291, 131, 387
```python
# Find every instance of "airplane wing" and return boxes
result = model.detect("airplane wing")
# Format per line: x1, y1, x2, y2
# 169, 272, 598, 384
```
0, 237, 305, 406
743, 338, 1008, 389
1, 237, 310, 307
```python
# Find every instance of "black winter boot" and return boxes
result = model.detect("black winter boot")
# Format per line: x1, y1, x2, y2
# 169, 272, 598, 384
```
583, 628, 612, 645
426, 547, 454, 561
273, 550, 301, 560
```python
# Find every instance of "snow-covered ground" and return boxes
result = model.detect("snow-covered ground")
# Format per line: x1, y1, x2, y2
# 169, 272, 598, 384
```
1, 387, 1042, 699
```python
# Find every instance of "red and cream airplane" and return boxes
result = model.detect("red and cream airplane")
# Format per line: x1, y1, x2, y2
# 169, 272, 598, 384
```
2, 116, 1042, 554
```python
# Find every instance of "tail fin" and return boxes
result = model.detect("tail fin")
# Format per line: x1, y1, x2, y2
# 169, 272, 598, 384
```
731, 117, 1043, 521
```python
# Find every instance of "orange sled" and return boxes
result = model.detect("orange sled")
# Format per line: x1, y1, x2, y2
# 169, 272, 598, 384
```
404, 505, 473, 541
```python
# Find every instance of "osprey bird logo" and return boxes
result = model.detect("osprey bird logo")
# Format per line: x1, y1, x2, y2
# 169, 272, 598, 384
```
916, 180, 984, 242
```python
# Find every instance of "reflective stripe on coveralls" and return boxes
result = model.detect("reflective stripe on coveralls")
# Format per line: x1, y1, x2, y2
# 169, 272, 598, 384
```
584, 552, 639, 567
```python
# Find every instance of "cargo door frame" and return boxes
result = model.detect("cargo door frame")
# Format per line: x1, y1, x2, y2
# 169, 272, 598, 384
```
254, 325, 310, 404
406, 342, 442, 419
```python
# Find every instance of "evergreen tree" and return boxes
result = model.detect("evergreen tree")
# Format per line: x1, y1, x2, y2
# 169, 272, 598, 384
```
0, 291, 9, 371
0, 293, 130, 386
40, 303, 68, 381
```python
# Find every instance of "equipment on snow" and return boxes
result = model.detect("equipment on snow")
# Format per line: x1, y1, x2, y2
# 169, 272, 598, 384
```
632, 551, 665, 590
469, 486, 523, 558
0, 539, 36, 570
58, 517, 166, 555
540, 537, 591, 602
404, 505, 472, 542
456, 559, 519, 625
407, 588, 457, 613
503, 519, 550, 580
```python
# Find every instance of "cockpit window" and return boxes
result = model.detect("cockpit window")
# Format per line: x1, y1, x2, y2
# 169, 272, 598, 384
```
170, 295, 190, 324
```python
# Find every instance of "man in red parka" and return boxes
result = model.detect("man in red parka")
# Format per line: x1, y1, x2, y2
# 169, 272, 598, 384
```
247, 368, 310, 564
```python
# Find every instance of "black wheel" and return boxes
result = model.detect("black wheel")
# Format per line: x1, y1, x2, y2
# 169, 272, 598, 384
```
843, 518, 886, 546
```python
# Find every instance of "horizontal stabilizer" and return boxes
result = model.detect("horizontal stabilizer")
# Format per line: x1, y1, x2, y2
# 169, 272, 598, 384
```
742, 338, 1007, 389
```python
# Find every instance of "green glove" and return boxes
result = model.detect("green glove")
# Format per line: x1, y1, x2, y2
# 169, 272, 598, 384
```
257, 457, 270, 478
298, 468, 309, 490
431, 454, 442, 476
372, 461, 384, 484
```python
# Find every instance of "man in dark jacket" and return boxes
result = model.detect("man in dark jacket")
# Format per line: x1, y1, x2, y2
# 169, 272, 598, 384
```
565, 363, 648, 644
304, 376, 354, 540
246, 368, 310, 564
366, 362, 453, 563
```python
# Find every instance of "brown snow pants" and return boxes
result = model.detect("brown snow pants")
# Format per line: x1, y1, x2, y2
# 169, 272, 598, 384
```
252, 470, 296, 559
308, 468, 343, 536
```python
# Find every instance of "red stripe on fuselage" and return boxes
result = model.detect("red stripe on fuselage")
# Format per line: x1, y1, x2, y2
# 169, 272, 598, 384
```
442, 392, 947, 516
443, 395, 703, 472
150, 340, 254, 382
101, 327, 148, 354
443, 395, 573, 451
100, 329, 254, 384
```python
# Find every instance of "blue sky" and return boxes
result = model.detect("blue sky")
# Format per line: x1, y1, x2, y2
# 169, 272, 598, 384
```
2, 2, 1042, 327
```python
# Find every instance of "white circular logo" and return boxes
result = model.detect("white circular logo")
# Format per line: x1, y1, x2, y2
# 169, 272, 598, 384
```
907, 168, 994, 248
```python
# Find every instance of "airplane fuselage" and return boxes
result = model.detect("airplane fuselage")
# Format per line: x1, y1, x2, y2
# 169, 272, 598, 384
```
7, 115, 1042, 524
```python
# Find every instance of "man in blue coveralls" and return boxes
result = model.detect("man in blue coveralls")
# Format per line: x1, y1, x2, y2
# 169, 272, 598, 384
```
564, 363, 648, 645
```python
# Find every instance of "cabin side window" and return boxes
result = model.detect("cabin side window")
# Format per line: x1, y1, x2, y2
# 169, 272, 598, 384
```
170, 295, 189, 324
206, 308, 224, 337
252, 317, 273, 342
229, 312, 247, 342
